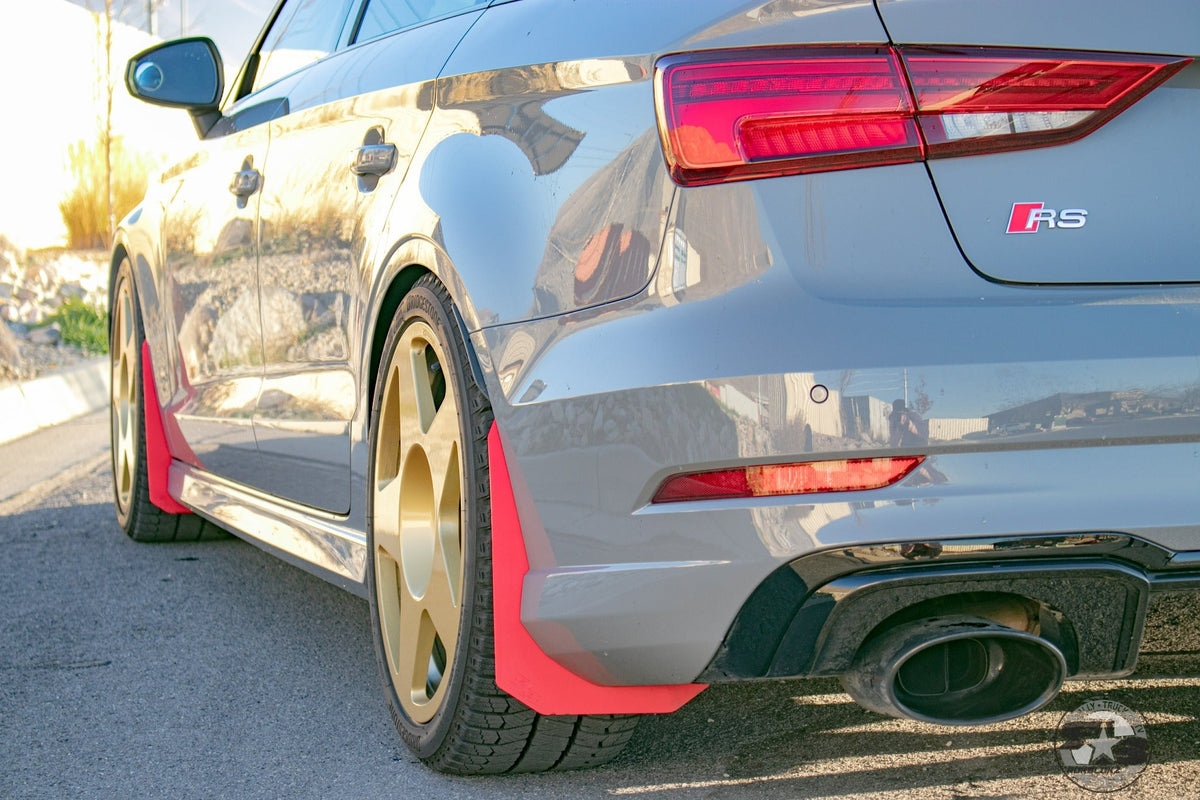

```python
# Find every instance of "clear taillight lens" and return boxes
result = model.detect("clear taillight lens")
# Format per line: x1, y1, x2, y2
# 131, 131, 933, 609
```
656, 46, 1189, 186
905, 49, 1189, 156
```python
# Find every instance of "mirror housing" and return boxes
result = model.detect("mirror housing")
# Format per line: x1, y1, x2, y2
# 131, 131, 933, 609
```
126, 38, 224, 137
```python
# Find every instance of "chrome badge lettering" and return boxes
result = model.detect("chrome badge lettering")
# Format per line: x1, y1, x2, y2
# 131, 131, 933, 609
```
1006, 202, 1088, 233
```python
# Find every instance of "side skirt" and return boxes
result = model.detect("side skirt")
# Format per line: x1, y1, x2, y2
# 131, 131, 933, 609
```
169, 462, 368, 597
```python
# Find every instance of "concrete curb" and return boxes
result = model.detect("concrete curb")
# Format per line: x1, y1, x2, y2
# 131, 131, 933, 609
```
0, 357, 108, 445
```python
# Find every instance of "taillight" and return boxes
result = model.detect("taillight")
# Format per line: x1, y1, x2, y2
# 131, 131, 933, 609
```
655, 48, 923, 185
651, 456, 924, 504
906, 48, 1188, 157
656, 46, 1189, 186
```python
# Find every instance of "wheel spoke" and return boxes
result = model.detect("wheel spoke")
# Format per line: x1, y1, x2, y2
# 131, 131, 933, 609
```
373, 475, 403, 565
410, 340, 439, 435
437, 443, 462, 608
423, 401, 460, 487
395, 573, 425, 674
422, 559, 460, 665
120, 432, 136, 479
395, 333, 430, 449
121, 313, 134, 354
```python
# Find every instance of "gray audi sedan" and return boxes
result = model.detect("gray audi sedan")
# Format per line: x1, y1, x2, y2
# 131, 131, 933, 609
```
111, 0, 1200, 774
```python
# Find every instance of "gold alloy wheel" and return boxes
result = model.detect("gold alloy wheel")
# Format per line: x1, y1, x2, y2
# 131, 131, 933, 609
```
373, 319, 465, 724
111, 275, 138, 517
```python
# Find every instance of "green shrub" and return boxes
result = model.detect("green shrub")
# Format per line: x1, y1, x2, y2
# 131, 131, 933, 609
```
40, 297, 109, 354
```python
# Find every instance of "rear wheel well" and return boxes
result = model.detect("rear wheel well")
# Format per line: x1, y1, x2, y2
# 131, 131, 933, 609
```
368, 265, 432, 421
108, 244, 130, 325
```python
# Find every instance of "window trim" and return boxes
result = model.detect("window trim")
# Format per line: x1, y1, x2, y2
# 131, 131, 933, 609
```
225, 0, 361, 109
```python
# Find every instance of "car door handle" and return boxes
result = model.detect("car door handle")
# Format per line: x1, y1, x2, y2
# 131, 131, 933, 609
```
351, 144, 396, 177
229, 168, 261, 197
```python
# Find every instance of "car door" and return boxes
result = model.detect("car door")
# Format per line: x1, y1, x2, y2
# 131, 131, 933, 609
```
159, 98, 282, 488
161, 0, 356, 491
252, 0, 489, 513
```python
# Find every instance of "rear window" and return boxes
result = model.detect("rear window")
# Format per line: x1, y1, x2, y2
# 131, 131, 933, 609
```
254, 0, 355, 93
353, 0, 488, 43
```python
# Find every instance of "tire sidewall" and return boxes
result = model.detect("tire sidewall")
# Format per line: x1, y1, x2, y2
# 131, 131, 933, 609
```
366, 279, 489, 760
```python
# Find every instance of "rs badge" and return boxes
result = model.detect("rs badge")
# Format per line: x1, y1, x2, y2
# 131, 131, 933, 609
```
1006, 202, 1088, 234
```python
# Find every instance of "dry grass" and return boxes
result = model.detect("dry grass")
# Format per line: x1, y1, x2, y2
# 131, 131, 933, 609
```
57, 136, 155, 250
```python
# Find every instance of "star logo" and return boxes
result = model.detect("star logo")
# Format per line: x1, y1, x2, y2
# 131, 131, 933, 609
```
1085, 726, 1120, 762
1055, 699, 1149, 792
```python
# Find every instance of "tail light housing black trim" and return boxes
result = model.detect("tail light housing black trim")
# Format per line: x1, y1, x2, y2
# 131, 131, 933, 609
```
655, 45, 1190, 186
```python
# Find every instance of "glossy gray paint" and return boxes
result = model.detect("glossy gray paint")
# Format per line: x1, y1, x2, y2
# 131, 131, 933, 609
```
250, 10, 483, 512
926, 64, 1200, 285
116, 0, 1200, 689
878, 0, 1200, 285
479, 160, 1200, 680
876, 0, 1200, 54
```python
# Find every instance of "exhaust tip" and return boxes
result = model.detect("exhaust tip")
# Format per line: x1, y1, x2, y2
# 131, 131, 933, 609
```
841, 615, 1066, 726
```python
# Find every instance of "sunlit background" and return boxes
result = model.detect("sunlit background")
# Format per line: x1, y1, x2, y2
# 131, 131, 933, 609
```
0, 0, 274, 250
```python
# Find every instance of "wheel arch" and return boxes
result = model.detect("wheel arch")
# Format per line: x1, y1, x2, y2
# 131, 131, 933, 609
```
107, 240, 131, 329
364, 239, 489, 432
108, 226, 169, 381
366, 261, 430, 417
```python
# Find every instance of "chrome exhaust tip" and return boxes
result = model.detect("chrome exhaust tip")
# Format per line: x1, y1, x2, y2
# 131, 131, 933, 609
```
840, 615, 1067, 726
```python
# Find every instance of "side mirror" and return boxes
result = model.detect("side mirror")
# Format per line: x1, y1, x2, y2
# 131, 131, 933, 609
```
126, 38, 224, 136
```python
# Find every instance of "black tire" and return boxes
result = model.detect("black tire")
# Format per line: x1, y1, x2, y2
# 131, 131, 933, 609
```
367, 275, 638, 774
109, 257, 224, 542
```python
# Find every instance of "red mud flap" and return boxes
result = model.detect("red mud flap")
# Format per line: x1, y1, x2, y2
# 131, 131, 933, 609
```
488, 423, 706, 715
141, 342, 191, 515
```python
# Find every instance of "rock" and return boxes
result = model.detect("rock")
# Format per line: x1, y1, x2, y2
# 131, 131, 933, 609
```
0, 235, 20, 278
58, 282, 87, 301
0, 316, 23, 377
18, 302, 42, 325
33, 262, 59, 291
7, 321, 29, 338
29, 323, 62, 346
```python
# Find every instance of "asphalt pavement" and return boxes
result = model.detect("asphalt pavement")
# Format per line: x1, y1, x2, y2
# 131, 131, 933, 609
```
2, 414, 1200, 799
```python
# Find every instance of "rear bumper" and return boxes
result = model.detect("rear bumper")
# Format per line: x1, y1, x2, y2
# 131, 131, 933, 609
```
701, 532, 1200, 684
497, 436, 1200, 687
474, 163, 1200, 690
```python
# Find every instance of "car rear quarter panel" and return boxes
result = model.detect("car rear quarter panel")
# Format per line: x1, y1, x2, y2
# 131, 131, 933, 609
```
410, 0, 890, 331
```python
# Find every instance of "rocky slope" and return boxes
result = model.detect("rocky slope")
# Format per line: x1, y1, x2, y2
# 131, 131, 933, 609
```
0, 236, 108, 381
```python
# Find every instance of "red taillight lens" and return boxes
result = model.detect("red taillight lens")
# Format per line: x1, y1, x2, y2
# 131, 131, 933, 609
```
656, 46, 1189, 185
657, 48, 923, 185
651, 456, 924, 504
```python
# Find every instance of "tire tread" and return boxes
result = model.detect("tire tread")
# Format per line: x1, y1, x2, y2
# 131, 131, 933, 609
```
375, 276, 639, 775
